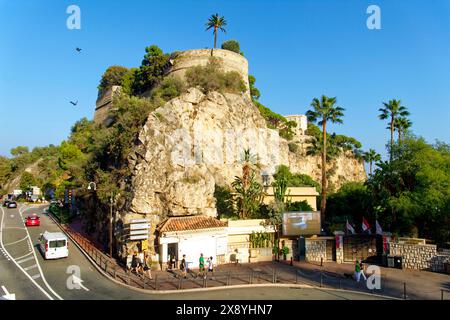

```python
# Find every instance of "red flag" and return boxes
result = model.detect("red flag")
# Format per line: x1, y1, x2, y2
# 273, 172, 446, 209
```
362, 217, 371, 234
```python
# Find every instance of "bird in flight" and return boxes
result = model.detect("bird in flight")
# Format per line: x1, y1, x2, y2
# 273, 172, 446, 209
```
70, 100, 78, 106
75, 47, 82, 53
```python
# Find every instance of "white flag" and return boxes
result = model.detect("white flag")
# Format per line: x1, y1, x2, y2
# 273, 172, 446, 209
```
346, 220, 355, 234
376, 220, 383, 235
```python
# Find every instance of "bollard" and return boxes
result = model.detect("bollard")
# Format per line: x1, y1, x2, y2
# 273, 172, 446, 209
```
403, 282, 407, 300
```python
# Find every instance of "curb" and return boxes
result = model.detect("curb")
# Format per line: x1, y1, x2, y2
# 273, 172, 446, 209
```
44, 206, 399, 299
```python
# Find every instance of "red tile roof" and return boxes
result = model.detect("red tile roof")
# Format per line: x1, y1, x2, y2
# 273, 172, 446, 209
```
158, 215, 227, 233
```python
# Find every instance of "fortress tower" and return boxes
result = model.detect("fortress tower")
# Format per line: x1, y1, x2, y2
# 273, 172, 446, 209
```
94, 48, 250, 125
285, 114, 308, 136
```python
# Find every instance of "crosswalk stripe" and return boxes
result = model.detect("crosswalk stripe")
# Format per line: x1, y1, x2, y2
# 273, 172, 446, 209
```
23, 264, 37, 271
17, 256, 35, 264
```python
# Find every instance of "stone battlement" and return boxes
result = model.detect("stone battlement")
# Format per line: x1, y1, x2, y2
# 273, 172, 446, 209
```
166, 48, 250, 94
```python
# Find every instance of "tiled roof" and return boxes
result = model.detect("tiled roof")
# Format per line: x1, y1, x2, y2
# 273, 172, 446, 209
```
158, 215, 227, 233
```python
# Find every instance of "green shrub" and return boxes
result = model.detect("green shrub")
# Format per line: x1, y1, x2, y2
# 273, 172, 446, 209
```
151, 76, 186, 102
286, 200, 313, 212
98, 66, 129, 93
185, 58, 246, 94
221, 40, 241, 54
288, 142, 299, 153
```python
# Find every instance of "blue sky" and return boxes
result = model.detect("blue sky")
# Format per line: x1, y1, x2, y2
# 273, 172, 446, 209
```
1, 0, 449, 160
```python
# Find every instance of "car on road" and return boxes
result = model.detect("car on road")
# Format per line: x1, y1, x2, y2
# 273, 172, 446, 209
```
25, 215, 40, 227
7, 201, 17, 208
38, 231, 69, 260
2, 200, 11, 207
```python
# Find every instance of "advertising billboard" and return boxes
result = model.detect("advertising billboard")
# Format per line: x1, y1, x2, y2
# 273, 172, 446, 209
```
282, 211, 321, 236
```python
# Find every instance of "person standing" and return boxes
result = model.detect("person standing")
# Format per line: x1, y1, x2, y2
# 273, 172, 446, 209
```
180, 254, 187, 279
198, 253, 205, 279
137, 251, 145, 274
359, 260, 367, 281
354, 260, 361, 281
207, 256, 214, 279
144, 251, 152, 279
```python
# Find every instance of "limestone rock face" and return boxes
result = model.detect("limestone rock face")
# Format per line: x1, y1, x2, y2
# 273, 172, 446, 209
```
127, 88, 366, 220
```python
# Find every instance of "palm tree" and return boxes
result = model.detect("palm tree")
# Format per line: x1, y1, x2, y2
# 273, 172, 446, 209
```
205, 13, 227, 49
363, 149, 381, 175
306, 96, 345, 222
378, 99, 409, 159
394, 117, 412, 142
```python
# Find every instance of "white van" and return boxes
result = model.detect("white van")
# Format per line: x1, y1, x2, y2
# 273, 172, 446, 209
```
39, 231, 69, 260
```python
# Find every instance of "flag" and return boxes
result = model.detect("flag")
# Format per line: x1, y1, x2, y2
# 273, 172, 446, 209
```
376, 220, 383, 235
362, 217, 371, 234
346, 220, 355, 234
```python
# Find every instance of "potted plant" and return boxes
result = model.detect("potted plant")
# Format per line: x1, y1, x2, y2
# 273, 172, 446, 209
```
272, 246, 280, 261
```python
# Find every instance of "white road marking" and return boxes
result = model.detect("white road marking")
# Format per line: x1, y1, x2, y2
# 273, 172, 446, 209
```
4, 236, 28, 246
31, 274, 41, 280
23, 264, 37, 271
0, 206, 54, 300
71, 275, 90, 291
14, 251, 33, 260
17, 256, 35, 264
1, 285, 16, 300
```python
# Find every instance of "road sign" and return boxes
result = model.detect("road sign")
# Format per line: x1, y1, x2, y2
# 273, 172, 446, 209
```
130, 235, 149, 241
130, 229, 149, 236
130, 223, 150, 230
130, 218, 150, 224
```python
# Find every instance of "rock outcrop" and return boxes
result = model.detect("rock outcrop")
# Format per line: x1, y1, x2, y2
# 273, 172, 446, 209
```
126, 88, 366, 221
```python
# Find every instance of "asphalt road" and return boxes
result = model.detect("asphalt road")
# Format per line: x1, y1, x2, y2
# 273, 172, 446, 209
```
0, 204, 388, 300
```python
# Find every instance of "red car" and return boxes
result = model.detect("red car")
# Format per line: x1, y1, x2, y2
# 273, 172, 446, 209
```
25, 215, 40, 227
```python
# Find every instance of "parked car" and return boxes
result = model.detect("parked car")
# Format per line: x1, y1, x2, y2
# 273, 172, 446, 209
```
25, 215, 40, 227
38, 231, 69, 260
7, 201, 17, 208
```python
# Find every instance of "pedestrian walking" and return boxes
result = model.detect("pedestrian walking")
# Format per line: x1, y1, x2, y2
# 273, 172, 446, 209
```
137, 251, 145, 274
207, 256, 214, 278
131, 251, 139, 273
144, 251, 152, 279
198, 253, 205, 279
354, 259, 367, 282
360, 260, 367, 281
180, 254, 187, 279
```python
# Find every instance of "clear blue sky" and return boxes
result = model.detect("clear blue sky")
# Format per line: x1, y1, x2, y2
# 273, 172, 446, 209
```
1, 0, 449, 160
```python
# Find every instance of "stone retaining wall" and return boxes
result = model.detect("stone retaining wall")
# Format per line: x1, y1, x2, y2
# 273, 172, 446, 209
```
390, 243, 450, 271
305, 239, 326, 263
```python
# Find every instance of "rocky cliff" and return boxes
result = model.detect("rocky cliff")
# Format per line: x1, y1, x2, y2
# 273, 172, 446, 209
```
125, 88, 366, 224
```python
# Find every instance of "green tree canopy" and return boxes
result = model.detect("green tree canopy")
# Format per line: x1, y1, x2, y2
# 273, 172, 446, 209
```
221, 40, 241, 54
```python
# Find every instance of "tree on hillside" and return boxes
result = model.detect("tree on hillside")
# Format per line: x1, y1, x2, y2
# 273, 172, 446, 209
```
205, 13, 227, 49
20, 172, 37, 191
378, 99, 410, 160
11, 146, 29, 157
306, 95, 345, 223
394, 117, 412, 142
248, 75, 260, 101
363, 149, 381, 175
98, 66, 129, 93
232, 149, 263, 219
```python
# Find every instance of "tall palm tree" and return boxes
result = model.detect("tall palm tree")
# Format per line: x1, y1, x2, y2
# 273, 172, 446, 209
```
306, 96, 345, 222
378, 99, 409, 159
363, 149, 381, 175
205, 13, 227, 49
394, 117, 412, 142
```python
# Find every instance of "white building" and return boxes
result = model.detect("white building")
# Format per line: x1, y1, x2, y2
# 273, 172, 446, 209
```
157, 215, 228, 269
285, 115, 308, 136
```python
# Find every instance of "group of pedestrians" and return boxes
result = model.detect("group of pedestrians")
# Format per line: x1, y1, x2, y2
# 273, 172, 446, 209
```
126, 250, 152, 279
178, 253, 214, 279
